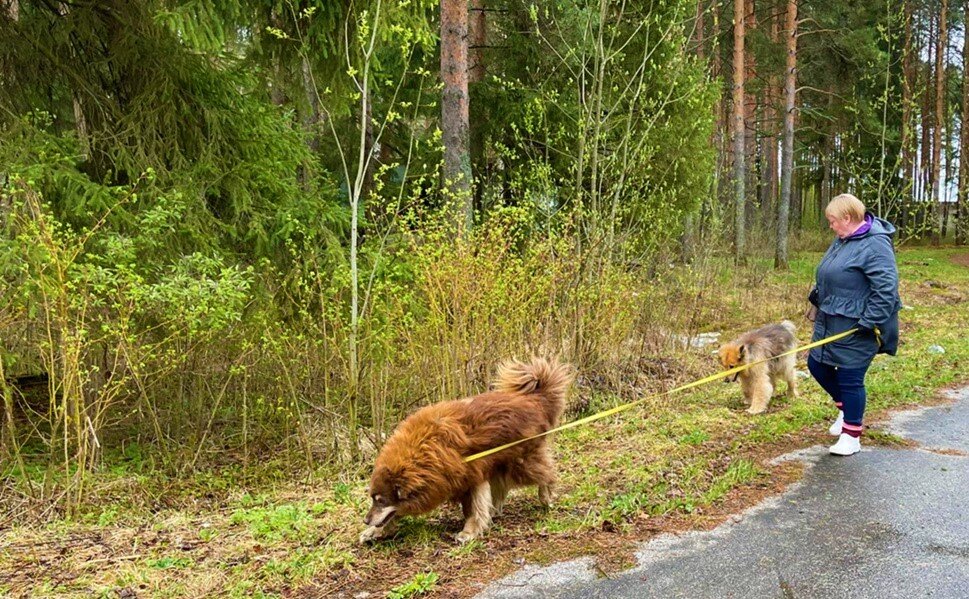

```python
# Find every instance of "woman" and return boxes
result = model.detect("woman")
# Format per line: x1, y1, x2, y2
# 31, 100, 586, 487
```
806, 194, 901, 456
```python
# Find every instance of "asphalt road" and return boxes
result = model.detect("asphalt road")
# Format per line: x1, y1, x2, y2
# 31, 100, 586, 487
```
478, 387, 969, 599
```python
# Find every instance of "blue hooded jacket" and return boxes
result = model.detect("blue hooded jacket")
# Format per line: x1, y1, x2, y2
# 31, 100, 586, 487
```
809, 213, 902, 368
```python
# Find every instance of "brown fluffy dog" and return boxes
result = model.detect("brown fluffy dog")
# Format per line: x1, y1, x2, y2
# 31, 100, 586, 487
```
360, 357, 573, 544
717, 320, 798, 414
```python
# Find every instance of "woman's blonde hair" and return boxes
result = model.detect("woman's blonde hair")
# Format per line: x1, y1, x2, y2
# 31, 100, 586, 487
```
825, 193, 866, 222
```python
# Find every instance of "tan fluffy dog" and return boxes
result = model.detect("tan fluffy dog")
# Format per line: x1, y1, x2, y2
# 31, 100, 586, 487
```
717, 320, 798, 414
360, 357, 573, 544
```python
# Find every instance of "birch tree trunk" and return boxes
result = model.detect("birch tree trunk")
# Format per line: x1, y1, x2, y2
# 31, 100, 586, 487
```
931, 0, 947, 242
901, 0, 914, 195
712, 1, 725, 218
681, 0, 706, 263
920, 14, 934, 206
957, 3, 969, 245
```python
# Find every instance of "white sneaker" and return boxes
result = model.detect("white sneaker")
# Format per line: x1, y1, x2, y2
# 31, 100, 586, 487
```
828, 411, 844, 436
829, 433, 861, 456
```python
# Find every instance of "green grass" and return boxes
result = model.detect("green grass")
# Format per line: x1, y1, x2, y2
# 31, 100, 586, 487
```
446, 539, 484, 558
679, 429, 711, 445
147, 556, 193, 570
702, 459, 760, 504
863, 428, 912, 447
387, 572, 439, 599
228, 502, 331, 542
260, 546, 354, 585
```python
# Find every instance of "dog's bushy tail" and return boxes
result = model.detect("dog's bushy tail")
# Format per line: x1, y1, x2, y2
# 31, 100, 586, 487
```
780, 320, 796, 334
494, 356, 574, 426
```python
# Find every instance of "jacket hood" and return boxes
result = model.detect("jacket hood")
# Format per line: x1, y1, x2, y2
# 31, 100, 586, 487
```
853, 212, 896, 239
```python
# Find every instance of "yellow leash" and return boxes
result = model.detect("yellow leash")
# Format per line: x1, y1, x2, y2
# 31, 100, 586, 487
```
464, 328, 857, 463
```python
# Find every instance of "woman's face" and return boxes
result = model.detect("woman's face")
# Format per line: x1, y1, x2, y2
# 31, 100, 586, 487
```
826, 212, 858, 239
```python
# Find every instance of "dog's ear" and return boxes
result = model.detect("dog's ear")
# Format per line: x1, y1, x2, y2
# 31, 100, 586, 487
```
385, 468, 413, 502
394, 478, 417, 502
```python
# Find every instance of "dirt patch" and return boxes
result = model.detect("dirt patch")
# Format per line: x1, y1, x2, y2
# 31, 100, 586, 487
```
920, 447, 968, 457
895, 252, 969, 307
949, 252, 969, 268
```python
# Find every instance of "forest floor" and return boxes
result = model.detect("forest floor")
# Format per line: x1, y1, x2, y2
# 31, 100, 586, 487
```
2, 248, 967, 599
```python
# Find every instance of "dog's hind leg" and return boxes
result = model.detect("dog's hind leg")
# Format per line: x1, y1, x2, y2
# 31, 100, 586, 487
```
457, 480, 493, 543
515, 446, 557, 507
490, 475, 509, 517
784, 357, 799, 399
538, 482, 554, 507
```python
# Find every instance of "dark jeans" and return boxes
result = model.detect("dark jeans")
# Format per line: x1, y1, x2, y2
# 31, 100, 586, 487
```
807, 355, 869, 426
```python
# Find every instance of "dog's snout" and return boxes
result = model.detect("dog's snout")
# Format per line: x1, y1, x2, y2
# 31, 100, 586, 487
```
365, 505, 397, 528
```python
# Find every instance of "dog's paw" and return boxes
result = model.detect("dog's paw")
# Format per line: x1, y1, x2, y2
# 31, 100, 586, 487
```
538, 485, 555, 508
746, 407, 766, 415
455, 530, 479, 544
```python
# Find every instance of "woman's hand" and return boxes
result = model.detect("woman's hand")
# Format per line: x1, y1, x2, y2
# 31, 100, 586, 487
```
805, 305, 818, 322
